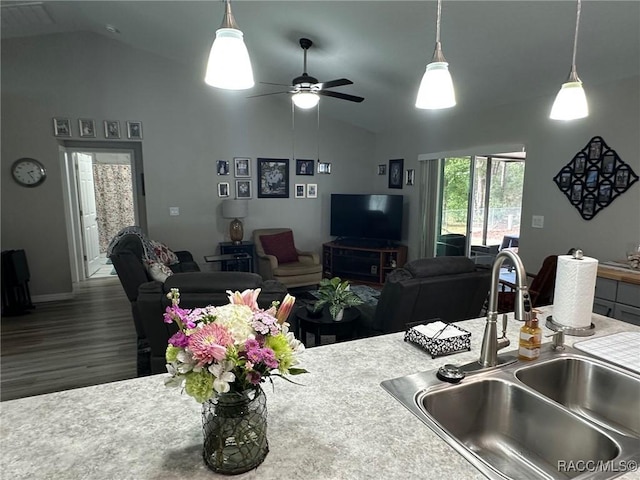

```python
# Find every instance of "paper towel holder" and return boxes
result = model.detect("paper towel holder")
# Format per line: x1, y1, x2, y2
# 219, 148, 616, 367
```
545, 316, 595, 337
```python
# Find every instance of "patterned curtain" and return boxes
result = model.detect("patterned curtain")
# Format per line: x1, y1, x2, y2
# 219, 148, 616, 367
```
93, 164, 136, 252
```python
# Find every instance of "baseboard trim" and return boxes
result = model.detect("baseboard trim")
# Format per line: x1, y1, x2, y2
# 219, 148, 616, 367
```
32, 292, 75, 303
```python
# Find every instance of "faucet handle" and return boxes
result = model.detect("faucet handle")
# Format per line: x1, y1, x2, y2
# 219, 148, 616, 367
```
546, 330, 565, 350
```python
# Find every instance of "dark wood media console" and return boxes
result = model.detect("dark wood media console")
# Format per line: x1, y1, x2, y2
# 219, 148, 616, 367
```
322, 242, 408, 285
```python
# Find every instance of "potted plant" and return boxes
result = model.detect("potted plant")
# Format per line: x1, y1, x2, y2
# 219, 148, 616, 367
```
313, 277, 364, 321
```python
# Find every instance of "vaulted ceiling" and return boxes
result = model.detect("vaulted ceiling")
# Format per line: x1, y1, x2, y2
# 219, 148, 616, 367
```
2, 1, 639, 132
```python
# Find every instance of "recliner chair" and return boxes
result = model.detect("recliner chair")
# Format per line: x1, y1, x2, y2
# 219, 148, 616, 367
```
110, 233, 200, 376
137, 272, 287, 374
110, 232, 287, 375
358, 256, 491, 337
253, 228, 322, 288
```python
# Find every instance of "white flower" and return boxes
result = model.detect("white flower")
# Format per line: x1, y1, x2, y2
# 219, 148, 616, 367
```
286, 331, 305, 355
176, 349, 196, 373
209, 360, 236, 394
212, 304, 255, 344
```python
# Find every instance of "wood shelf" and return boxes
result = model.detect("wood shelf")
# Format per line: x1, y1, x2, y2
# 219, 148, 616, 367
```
322, 242, 407, 285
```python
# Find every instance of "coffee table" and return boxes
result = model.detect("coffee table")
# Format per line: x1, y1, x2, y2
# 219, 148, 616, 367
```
296, 306, 360, 347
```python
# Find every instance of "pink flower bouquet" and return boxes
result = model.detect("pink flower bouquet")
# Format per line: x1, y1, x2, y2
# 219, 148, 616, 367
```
163, 288, 306, 403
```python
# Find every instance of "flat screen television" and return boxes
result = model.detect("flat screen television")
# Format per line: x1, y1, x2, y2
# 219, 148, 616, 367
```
330, 194, 403, 242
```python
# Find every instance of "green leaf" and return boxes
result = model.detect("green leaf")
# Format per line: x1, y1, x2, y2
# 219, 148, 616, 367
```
288, 367, 309, 375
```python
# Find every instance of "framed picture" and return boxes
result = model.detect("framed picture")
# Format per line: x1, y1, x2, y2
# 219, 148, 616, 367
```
127, 121, 143, 139
598, 184, 611, 202
389, 158, 404, 189
295, 184, 306, 198
217, 160, 230, 175
405, 169, 415, 186
317, 162, 332, 174
602, 154, 615, 174
104, 120, 121, 139
571, 184, 582, 202
236, 180, 252, 199
296, 159, 314, 176
615, 170, 629, 188
257, 158, 289, 198
306, 183, 318, 199
234, 157, 251, 177
583, 197, 595, 216
217, 182, 229, 197
377, 164, 386, 175
589, 141, 602, 160
553, 136, 639, 221
53, 117, 71, 137
79, 119, 96, 138
585, 170, 598, 188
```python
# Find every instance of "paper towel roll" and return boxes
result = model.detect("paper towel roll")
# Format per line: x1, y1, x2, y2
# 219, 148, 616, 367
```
552, 255, 599, 328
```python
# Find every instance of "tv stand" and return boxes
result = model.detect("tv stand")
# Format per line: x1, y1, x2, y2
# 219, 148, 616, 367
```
322, 242, 408, 285
333, 237, 397, 249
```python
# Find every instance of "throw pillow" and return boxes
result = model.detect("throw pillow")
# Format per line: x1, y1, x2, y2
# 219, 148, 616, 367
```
150, 240, 179, 266
147, 260, 173, 282
260, 231, 299, 264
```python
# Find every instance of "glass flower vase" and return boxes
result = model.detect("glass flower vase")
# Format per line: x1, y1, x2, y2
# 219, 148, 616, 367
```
202, 386, 268, 475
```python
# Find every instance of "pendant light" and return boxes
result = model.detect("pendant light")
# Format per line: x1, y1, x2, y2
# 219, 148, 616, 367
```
415, 0, 456, 109
204, 0, 254, 90
550, 0, 588, 120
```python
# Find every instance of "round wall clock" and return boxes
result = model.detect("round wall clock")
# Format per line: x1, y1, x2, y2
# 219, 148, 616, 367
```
11, 158, 47, 187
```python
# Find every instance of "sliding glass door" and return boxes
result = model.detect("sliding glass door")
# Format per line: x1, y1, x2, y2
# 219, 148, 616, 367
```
435, 155, 525, 261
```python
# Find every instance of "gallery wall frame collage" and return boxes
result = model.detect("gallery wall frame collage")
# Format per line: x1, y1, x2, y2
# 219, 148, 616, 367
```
52, 117, 142, 140
553, 136, 638, 220
378, 159, 415, 188
216, 158, 323, 200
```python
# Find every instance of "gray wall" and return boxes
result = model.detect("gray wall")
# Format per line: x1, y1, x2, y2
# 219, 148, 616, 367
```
375, 75, 640, 273
1, 32, 375, 298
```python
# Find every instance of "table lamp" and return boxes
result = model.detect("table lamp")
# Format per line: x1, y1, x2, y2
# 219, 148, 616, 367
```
222, 199, 248, 244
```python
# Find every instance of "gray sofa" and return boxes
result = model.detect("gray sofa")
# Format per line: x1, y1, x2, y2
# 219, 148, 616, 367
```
358, 256, 491, 336
137, 273, 287, 375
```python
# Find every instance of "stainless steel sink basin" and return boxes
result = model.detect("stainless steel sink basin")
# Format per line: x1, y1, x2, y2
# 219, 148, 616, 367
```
421, 378, 618, 479
381, 346, 640, 480
516, 357, 640, 438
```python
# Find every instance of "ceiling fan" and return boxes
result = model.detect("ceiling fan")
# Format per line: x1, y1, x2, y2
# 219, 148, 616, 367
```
250, 38, 365, 109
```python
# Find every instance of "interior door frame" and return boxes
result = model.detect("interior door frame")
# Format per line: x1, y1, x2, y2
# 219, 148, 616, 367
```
60, 141, 147, 283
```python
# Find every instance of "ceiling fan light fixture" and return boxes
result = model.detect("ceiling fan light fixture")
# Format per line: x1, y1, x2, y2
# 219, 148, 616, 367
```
204, 1, 254, 90
292, 91, 320, 109
550, 0, 588, 120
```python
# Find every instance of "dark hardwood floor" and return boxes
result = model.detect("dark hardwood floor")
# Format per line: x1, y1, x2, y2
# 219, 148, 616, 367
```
1, 277, 138, 401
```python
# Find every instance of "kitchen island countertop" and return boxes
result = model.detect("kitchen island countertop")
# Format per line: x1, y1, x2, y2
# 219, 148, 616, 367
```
2, 306, 639, 480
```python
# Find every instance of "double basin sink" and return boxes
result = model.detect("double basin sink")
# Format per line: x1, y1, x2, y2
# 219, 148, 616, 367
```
381, 346, 640, 479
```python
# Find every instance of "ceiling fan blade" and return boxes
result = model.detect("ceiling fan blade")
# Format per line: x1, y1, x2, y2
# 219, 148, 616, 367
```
319, 90, 364, 103
247, 91, 291, 99
316, 78, 353, 90
260, 81, 293, 87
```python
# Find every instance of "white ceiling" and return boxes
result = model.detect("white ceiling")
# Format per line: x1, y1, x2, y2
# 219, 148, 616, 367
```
2, 1, 639, 132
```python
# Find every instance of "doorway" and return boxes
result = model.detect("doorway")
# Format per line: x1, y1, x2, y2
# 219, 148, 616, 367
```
60, 143, 146, 282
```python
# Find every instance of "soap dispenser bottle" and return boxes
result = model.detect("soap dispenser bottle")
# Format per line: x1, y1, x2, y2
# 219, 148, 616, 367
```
518, 309, 542, 361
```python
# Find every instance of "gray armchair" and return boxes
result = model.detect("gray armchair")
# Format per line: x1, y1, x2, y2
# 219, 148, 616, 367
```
253, 228, 322, 288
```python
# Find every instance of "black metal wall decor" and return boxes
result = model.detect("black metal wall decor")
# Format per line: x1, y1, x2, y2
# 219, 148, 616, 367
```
553, 136, 638, 220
